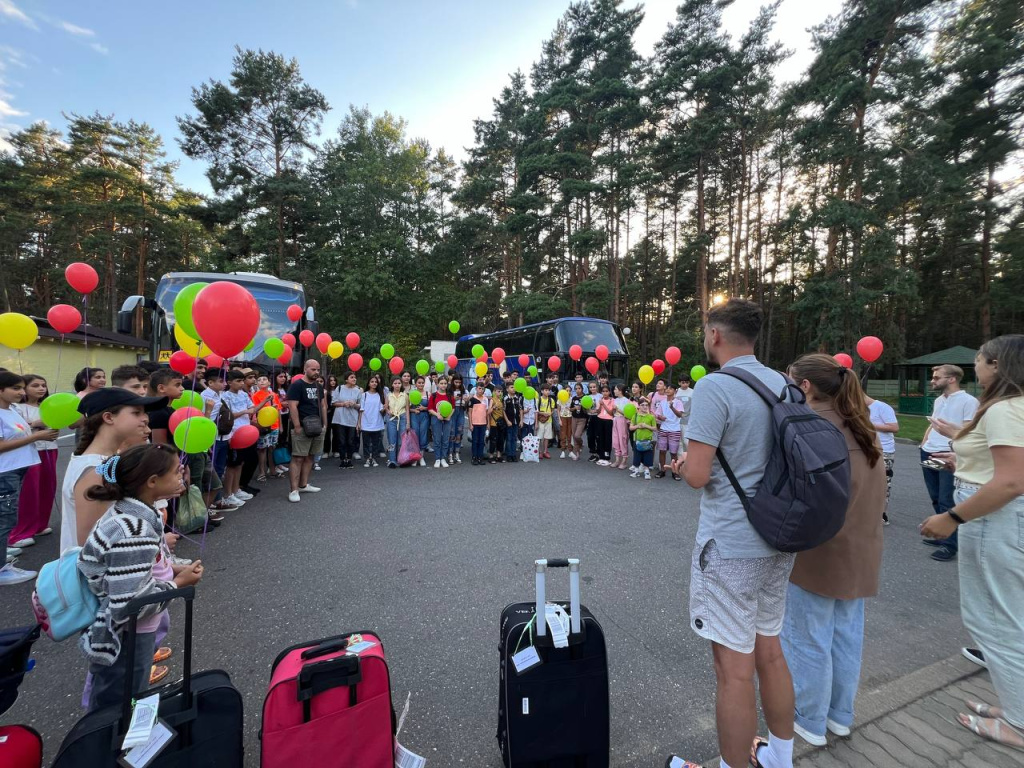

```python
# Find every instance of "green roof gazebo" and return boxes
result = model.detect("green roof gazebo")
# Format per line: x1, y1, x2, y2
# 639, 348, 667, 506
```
897, 345, 978, 415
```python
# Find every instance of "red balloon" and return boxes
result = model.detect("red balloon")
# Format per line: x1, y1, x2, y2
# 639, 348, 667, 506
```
315, 332, 332, 354
169, 350, 196, 376
569, 345, 583, 361
547, 355, 561, 372
192, 282, 260, 358
477, 354, 489, 364
518, 354, 530, 368
595, 344, 609, 362
348, 353, 363, 371
445, 354, 456, 369
47, 304, 82, 334
585, 357, 599, 375
389, 356, 404, 375
299, 330, 314, 347
492, 347, 506, 365
65, 262, 99, 294
282, 333, 296, 348
287, 304, 303, 322
856, 336, 884, 363
665, 346, 681, 366
834, 353, 854, 369
169, 406, 204, 435
205, 354, 224, 369
346, 332, 360, 349
292, 374, 304, 383
277, 348, 292, 365
230, 424, 259, 449
652, 359, 666, 375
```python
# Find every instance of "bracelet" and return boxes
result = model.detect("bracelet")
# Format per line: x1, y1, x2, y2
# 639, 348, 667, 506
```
947, 510, 966, 525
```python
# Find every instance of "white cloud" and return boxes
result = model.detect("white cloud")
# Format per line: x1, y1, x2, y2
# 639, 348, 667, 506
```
0, 0, 36, 30
0, 94, 27, 118
0, 45, 27, 69
60, 20, 95, 37
90, 42, 109, 55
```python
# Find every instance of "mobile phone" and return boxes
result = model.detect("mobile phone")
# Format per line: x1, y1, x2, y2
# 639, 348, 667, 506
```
920, 458, 948, 471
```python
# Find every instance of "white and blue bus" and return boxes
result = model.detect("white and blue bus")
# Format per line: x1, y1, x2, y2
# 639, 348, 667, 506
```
453, 317, 630, 385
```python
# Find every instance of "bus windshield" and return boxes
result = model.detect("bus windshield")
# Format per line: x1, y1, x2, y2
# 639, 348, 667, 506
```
555, 321, 627, 355
155, 275, 305, 361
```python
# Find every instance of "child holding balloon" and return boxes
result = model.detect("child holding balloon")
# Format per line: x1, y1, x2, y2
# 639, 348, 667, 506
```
428, 377, 455, 468
610, 384, 631, 469
410, 376, 430, 467
252, 375, 283, 481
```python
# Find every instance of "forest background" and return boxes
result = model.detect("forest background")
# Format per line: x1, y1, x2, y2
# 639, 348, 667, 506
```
1, 0, 1021, 368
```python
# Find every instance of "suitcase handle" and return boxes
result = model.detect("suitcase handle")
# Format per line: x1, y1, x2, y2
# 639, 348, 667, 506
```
535, 558, 581, 637
301, 637, 352, 660
297, 655, 362, 721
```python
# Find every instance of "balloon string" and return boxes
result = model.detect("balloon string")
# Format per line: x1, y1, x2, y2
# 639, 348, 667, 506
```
81, 295, 88, 379
55, 335, 64, 393
17, 349, 23, 375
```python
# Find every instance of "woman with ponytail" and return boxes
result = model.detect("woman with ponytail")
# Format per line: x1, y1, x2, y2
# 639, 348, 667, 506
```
779, 353, 885, 747
921, 335, 1024, 750
78, 444, 204, 711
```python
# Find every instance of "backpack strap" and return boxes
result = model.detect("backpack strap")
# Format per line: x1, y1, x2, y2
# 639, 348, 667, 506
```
716, 447, 752, 515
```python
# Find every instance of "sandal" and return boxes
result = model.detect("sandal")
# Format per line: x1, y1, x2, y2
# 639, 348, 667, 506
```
664, 757, 702, 768
749, 736, 769, 766
256, 474, 267, 482
958, 713, 1024, 751
152, 646, 172, 664
150, 665, 169, 686
966, 699, 1004, 719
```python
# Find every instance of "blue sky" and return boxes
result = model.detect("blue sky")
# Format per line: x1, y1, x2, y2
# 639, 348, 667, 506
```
1, 0, 841, 194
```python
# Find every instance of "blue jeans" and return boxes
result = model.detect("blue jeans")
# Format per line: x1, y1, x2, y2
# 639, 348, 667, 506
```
362, 429, 383, 459
212, 440, 229, 478
921, 449, 958, 551
411, 410, 430, 455
471, 425, 487, 459
387, 415, 407, 464
432, 416, 452, 457
449, 408, 466, 454
88, 631, 156, 712
505, 426, 518, 459
781, 583, 865, 736
0, 467, 27, 565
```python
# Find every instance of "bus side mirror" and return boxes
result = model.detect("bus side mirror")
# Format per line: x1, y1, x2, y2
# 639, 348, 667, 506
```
116, 310, 134, 336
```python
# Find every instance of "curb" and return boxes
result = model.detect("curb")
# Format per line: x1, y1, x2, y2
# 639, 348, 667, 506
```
895, 437, 920, 445
702, 652, 982, 767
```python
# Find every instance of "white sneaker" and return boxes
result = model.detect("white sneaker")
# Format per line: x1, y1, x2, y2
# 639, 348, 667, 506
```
299, 484, 321, 493
7, 546, 22, 558
234, 490, 253, 501
314, 463, 322, 471
629, 467, 640, 477
434, 460, 441, 469
378, 452, 386, 459
560, 451, 566, 459
454, 454, 462, 464
224, 494, 244, 507
353, 453, 362, 461
440, 459, 449, 468
794, 722, 827, 746
419, 458, 426, 467
365, 459, 372, 467
0, 564, 37, 585
38, 527, 53, 536
826, 719, 851, 737
288, 490, 300, 503
371, 458, 380, 467
643, 470, 651, 480
597, 460, 610, 466
10, 537, 35, 548
570, 452, 578, 461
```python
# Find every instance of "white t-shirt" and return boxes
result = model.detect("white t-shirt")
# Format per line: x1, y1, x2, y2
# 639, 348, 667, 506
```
922, 390, 979, 453
658, 397, 682, 432
868, 400, 898, 453
59, 453, 105, 553
0, 407, 40, 473
359, 392, 385, 432
614, 396, 630, 415
522, 399, 537, 426
220, 389, 253, 439
13, 403, 58, 451
675, 388, 693, 426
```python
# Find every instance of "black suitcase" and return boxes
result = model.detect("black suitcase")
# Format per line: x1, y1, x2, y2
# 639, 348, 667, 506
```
52, 586, 244, 768
497, 558, 610, 768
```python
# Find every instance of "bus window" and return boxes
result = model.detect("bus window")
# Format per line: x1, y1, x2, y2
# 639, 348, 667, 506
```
535, 328, 556, 355
555, 321, 627, 355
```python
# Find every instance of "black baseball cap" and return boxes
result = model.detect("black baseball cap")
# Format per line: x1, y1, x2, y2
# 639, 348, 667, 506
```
78, 388, 169, 417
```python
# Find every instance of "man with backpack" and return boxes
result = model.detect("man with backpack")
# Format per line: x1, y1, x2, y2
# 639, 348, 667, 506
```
668, 299, 798, 768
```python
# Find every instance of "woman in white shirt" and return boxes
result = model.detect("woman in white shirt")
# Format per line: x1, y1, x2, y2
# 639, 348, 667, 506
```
921, 335, 1024, 750
9, 375, 59, 549
865, 397, 899, 524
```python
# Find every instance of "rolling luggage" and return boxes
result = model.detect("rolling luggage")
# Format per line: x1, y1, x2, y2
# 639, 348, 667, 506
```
497, 558, 609, 768
261, 631, 396, 768
0, 725, 42, 767
51, 586, 244, 768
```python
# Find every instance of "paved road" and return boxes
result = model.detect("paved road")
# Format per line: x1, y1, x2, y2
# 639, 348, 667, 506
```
1, 442, 967, 766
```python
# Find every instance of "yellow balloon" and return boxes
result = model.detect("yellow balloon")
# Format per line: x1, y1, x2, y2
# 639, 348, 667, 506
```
0, 312, 38, 350
475, 361, 488, 377
557, 389, 570, 404
257, 406, 278, 427
638, 364, 654, 385
327, 341, 344, 359
174, 323, 212, 358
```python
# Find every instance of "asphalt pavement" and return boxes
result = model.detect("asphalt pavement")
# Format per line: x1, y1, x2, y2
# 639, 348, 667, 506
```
0, 441, 967, 767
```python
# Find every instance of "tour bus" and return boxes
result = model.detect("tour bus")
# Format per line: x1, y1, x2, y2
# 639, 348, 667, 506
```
117, 271, 314, 367
453, 317, 630, 386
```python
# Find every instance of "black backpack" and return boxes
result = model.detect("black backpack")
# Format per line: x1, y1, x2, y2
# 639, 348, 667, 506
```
712, 368, 851, 553
216, 397, 234, 436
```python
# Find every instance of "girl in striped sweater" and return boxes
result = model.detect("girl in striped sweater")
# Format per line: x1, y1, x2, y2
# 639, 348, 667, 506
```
78, 444, 204, 711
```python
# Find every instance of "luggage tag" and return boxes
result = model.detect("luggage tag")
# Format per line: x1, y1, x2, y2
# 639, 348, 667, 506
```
544, 604, 570, 649
511, 614, 543, 675
121, 693, 159, 750
118, 719, 175, 768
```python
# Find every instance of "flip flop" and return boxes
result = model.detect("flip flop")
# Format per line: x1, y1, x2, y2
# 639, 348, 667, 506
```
664, 757, 703, 768
152, 646, 172, 663
149, 665, 169, 686
958, 713, 1024, 751
749, 736, 769, 766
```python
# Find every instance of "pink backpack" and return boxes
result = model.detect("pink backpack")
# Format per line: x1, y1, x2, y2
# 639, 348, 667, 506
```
397, 429, 422, 466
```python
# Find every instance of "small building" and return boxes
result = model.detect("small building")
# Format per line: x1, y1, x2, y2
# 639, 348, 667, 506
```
897, 345, 979, 415
0, 319, 150, 392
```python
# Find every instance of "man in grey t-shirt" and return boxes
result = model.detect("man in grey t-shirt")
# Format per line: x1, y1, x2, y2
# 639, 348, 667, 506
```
666, 299, 796, 768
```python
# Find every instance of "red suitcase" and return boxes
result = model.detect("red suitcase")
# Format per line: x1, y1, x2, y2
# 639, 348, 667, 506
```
260, 631, 395, 768
0, 724, 42, 768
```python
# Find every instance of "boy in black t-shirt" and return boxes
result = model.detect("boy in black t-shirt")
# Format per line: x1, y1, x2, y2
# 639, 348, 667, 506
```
502, 384, 523, 461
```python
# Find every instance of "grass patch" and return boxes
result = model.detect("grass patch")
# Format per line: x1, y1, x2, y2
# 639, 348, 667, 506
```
896, 414, 928, 444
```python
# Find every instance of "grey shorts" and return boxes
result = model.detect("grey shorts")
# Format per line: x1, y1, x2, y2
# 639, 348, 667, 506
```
689, 539, 796, 654
291, 429, 325, 458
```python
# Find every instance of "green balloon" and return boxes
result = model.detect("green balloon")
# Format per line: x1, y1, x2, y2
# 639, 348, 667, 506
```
471, 343, 485, 359
438, 400, 453, 418
623, 403, 637, 420
369, 357, 382, 371
691, 364, 707, 382
173, 416, 217, 454
416, 359, 429, 376
524, 386, 537, 400
514, 378, 527, 393
39, 392, 81, 430
435, 360, 445, 374
244, 337, 255, 352
264, 338, 285, 359
528, 365, 538, 377
171, 390, 204, 411
172, 282, 208, 341
381, 343, 395, 359
449, 320, 460, 334
410, 390, 422, 406
581, 395, 594, 410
